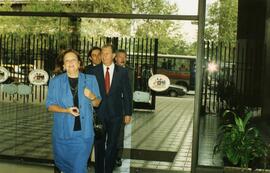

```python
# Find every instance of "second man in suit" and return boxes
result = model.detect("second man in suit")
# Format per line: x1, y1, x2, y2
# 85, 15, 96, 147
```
87, 44, 132, 173
84, 46, 102, 73
114, 49, 134, 167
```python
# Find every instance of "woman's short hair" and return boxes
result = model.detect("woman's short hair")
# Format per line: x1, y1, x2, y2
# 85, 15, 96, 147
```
53, 49, 83, 75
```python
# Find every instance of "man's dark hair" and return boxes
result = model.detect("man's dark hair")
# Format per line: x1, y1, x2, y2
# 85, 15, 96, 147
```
102, 44, 116, 53
87, 46, 101, 58
116, 49, 127, 56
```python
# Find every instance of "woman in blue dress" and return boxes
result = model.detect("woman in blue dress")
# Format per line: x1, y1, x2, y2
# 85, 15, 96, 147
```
46, 49, 101, 173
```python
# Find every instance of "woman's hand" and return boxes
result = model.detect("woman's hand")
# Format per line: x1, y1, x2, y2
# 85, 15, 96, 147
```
67, 107, 80, 117
84, 88, 96, 100
84, 88, 101, 107
47, 105, 80, 117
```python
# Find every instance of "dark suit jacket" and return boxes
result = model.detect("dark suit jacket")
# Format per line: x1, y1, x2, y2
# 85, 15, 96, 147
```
126, 65, 135, 93
125, 66, 134, 110
84, 64, 94, 74
87, 64, 132, 121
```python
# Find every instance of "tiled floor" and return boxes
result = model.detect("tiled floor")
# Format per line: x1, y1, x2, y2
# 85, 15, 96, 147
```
0, 95, 194, 173
129, 96, 194, 172
198, 115, 222, 167
0, 162, 53, 173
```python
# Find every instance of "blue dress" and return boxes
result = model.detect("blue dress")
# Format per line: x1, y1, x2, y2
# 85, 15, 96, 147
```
46, 73, 101, 173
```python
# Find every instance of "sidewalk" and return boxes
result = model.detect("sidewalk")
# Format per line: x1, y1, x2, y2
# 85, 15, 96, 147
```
126, 96, 194, 173
0, 96, 195, 173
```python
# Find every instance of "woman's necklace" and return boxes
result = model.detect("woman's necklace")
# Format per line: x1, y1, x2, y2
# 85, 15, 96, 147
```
70, 85, 78, 96
68, 78, 78, 97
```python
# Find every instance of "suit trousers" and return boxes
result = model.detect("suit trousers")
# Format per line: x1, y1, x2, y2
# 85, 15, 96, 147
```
116, 122, 125, 159
95, 116, 122, 173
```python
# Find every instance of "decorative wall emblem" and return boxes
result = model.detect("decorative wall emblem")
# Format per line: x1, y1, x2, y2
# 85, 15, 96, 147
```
0, 66, 10, 83
148, 74, 170, 92
28, 69, 49, 85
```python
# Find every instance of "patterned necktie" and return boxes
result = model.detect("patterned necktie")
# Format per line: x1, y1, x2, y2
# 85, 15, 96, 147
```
105, 67, 110, 94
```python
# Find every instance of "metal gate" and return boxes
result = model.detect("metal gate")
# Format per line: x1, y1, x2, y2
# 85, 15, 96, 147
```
201, 41, 265, 115
0, 34, 158, 108
0, 34, 158, 163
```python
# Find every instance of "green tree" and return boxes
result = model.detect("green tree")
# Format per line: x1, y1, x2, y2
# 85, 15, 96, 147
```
21, 0, 70, 35
0, 0, 12, 11
79, 0, 192, 55
0, 0, 195, 55
133, 0, 176, 14
205, 0, 238, 42
0, 0, 70, 35
135, 20, 188, 54
0, 0, 19, 33
132, 0, 195, 55
61, 0, 132, 13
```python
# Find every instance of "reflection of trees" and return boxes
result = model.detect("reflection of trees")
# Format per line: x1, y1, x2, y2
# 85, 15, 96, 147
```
0, 0, 197, 55
134, 63, 153, 91
134, 63, 142, 90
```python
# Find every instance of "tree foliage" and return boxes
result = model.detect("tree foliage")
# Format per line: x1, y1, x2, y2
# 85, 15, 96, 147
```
0, 0, 70, 35
133, 0, 176, 14
0, 0, 196, 55
205, 0, 238, 42
135, 20, 193, 54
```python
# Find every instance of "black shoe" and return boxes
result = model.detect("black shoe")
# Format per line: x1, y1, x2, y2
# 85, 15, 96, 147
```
115, 158, 122, 167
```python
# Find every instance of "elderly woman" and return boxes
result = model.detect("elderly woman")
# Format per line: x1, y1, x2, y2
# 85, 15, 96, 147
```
46, 49, 101, 173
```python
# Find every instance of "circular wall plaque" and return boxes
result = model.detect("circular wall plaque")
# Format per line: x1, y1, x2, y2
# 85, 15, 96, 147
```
148, 74, 170, 92
28, 69, 49, 85
0, 66, 10, 83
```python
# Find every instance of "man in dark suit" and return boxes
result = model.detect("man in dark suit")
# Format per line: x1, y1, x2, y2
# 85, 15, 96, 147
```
86, 44, 132, 173
114, 49, 134, 167
84, 46, 101, 72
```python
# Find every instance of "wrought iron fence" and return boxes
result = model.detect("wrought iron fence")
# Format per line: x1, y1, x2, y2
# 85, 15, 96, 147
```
0, 34, 158, 164
0, 34, 158, 109
201, 41, 265, 115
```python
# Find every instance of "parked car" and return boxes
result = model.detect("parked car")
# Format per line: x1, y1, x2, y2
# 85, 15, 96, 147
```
157, 84, 187, 97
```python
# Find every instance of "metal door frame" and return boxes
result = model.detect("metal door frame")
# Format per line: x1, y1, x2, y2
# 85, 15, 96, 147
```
0, 1, 206, 172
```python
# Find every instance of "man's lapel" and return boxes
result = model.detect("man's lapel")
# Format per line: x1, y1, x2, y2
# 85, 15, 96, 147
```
97, 65, 106, 96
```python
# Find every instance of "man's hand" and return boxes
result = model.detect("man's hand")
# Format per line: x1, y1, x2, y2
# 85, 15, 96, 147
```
124, 115, 132, 124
